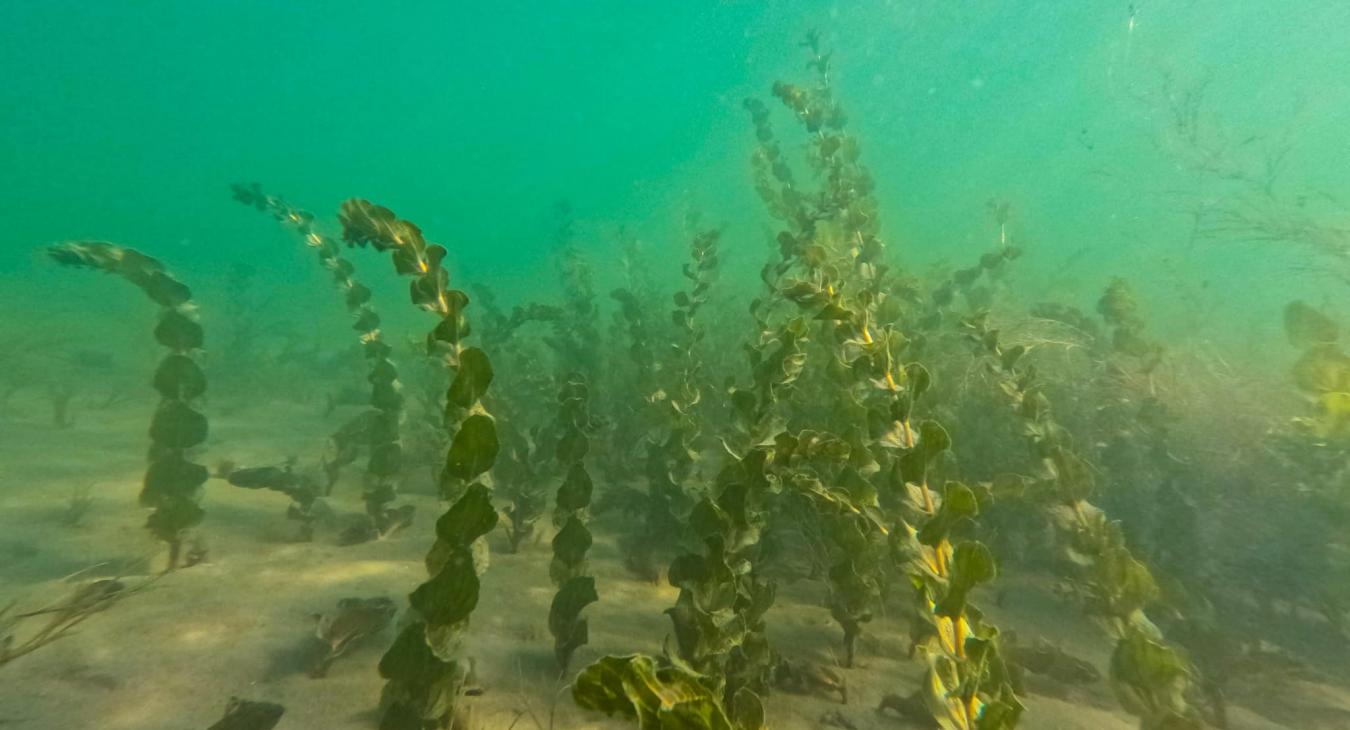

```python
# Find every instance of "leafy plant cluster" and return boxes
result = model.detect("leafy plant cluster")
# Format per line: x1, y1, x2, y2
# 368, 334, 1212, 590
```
963, 310, 1203, 729
34, 32, 1350, 730
579, 32, 1024, 730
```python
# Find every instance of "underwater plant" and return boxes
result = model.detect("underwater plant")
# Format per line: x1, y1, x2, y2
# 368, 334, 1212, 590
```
574, 233, 801, 728
609, 287, 657, 402
1097, 278, 1164, 372
603, 227, 668, 468
206, 697, 285, 730
496, 421, 551, 553
1, 575, 148, 668
1283, 300, 1350, 439
220, 461, 325, 541
919, 245, 1021, 343
749, 34, 1023, 727
609, 227, 721, 582
49, 242, 209, 571
545, 202, 602, 382
470, 284, 565, 556
310, 596, 398, 678
1271, 301, 1350, 638
1088, 278, 1175, 552
547, 374, 598, 672
573, 654, 753, 729
339, 198, 499, 730
231, 183, 410, 540
964, 311, 1203, 729
578, 36, 1022, 729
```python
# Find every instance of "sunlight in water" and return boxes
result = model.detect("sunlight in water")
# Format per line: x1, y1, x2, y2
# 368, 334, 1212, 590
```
292, 560, 404, 587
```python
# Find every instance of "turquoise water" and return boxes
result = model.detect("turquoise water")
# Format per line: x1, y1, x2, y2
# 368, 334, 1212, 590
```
5, 2, 1347, 324
2, 2, 1349, 729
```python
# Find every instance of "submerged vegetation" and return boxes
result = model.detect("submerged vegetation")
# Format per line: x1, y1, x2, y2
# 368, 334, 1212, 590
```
48, 242, 210, 571
339, 198, 502, 730
231, 184, 412, 542
8, 28, 1350, 730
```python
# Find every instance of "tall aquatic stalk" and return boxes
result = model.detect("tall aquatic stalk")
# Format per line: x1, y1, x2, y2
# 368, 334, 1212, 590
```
965, 312, 1202, 730
1284, 300, 1350, 439
547, 203, 601, 382
579, 36, 1020, 729
231, 183, 409, 538
548, 374, 598, 672
748, 35, 1023, 726
573, 229, 803, 730
611, 227, 720, 580
49, 242, 209, 571
339, 199, 499, 730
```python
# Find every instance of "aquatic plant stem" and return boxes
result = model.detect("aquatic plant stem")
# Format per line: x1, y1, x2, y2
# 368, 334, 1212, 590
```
231, 184, 408, 537
964, 311, 1203, 730
749, 34, 1023, 725
48, 242, 209, 572
340, 199, 500, 730
547, 374, 598, 672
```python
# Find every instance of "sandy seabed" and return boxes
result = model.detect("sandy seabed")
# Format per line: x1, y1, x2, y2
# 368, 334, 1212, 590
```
2, 396, 1348, 730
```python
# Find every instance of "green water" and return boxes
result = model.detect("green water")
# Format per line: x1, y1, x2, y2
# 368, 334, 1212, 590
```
2, 2, 1349, 729
5, 3, 1347, 324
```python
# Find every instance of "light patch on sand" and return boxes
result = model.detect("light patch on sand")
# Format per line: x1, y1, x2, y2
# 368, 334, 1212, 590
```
176, 624, 228, 647
293, 559, 403, 586
606, 577, 677, 603
107, 693, 172, 729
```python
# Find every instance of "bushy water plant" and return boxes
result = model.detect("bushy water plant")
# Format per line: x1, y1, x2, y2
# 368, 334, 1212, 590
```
964, 311, 1203, 729
766, 51, 1022, 727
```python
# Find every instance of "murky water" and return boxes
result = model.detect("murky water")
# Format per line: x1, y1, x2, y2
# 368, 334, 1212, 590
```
2, 3, 1348, 729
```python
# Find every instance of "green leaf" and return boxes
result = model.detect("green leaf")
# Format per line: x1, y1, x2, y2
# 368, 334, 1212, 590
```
815, 302, 853, 320
149, 400, 209, 450
729, 688, 767, 730
1000, 344, 1027, 371
140, 452, 209, 506
152, 354, 206, 400
1047, 446, 1095, 502
1110, 629, 1191, 715
572, 654, 736, 730
556, 428, 590, 464
435, 483, 499, 546
447, 347, 494, 409
410, 548, 480, 627
367, 442, 403, 479
917, 482, 979, 546
906, 362, 932, 400
556, 463, 594, 513
378, 622, 441, 683
919, 420, 952, 462
444, 414, 499, 484
551, 516, 593, 572
141, 271, 193, 308
549, 576, 598, 669
154, 309, 204, 351
952, 541, 996, 584
345, 282, 372, 308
